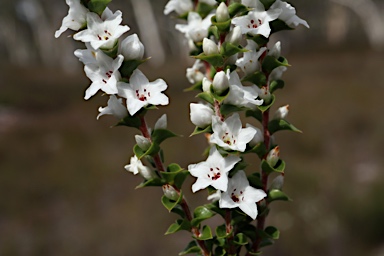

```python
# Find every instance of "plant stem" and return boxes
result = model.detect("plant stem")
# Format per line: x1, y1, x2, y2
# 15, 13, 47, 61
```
225, 210, 236, 255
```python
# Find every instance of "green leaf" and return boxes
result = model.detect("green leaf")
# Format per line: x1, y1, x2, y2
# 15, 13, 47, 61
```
258, 94, 275, 112
211, 16, 231, 32
260, 238, 274, 248
215, 224, 228, 239
165, 219, 191, 235
191, 206, 215, 227
270, 19, 294, 33
179, 241, 201, 255
228, 2, 248, 17
152, 128, 178, 145
197, 2, 215, 18
174, 170, 190, 189
241, 224, 258, 241
220, 42, 247, 57
163, 165, 189, 189
260, 0, 277, 10
262, 55, 290, 74
268, 119, 302, 134
205, 201, 225, 218
234, 233, 248, 245
212, 87, 230, 102
196, 92, 214, 105
87, 0, 111, 15
116, 114, 142, 129
242, 71, 267, 87
185, 80, 203, 92
265, 226, 280, 240
190, 125, 213, 137
133, 143, 160, 159
261, 159, 285, 175
247, 173, 262, 189
100, 40, 118, 58
220, 104, 245, 116
193, 53, 224, 68
119, 58, 150, 78
245, 142, 267, 159
269, 79, 285, 93
135, 178, 165, 189
268, 189, 292, 203
195, 225, 213, 240
246, 109, 263, 123
208, 25, 220, 40
171, 205, 186, 218
168, 163, 183, 173
214, 246, 226, 256
161, 191, 183, 212
246, 34, 269, 47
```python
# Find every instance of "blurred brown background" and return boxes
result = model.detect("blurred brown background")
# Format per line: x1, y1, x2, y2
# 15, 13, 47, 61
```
1, 0, 384, 255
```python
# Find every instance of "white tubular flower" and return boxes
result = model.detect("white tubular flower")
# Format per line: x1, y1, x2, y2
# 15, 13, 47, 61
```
73, 7, 130, 49
212, 71, 230, 95
219, 170, 266, 220
175, 12, 213, 42
266, 146, 280, 167
164, 0, 193, 15
210, 113, 256, 152
186, 60, 205, 84
118, 69, 169, 116
119, 34, 144, 60
188, 147, 241, 192
268, 41, 281, 59
190, 103, 214, 128
154, 114, 167, 130
270, 0, 309, 28
246, 123, 264, 147
216, 2, 230, 23
225, 26, 242, 45
236, 40, 267, 75
97, 95, 128, 120
232, 1, 282, 38
55, 0, 89, 38
83, 54, 124, 100
203, 38, 219, 55
273, 105, 289, 120
135, 135, 151, 151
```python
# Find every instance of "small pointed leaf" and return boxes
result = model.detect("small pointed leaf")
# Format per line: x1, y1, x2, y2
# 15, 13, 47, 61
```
193, 53, 224, 68
215, 224, 228, 239
220, 42, 247, 57
261, 159, 285, 175
246, 108, 263, 123
192, 206, 215, 227
234, 233, 248, 245
161, 191, 183, 212
242, 71, 267, 87
267, 189, 292, 203
165, 219, 191, 235
196, 92, 215, 105
262, 55, 290, 74
195, 225, 213, 240
135, 178, 165, 189
152, 128, 178, 145
269, 79, 285, 93
179, 241, 201, 255
190, 125, 213, 137
268, 119, 302, 134
228, 2, 248, 17
258, 95, 275, 112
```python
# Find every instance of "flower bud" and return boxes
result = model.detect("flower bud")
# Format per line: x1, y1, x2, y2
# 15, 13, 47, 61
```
190, 103, 214, 128
269, 66, 287, 81
216, 2, 230, 23
203, 38, 219, 55
225, 26, 242, 45
120, 34, 144, 60
212, 71, 229, 94
154, 114, 167, 130
202, 77, 212, 93
135, 135, 151, 151
268, 41, 281, 58
273, 105, 289, 120
257, 86, 272, 103
246, 124, 264, 147
162, 184, 180, 201
269, 175, 284, 190
139, 165, 157, 180
267, 146, 280, 167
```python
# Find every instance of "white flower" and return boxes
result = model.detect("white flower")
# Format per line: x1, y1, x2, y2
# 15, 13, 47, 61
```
219, 170, 266, 219
270, 0, 309, 28
73, 7, 130, 49
269, 66, 287, 81
175, 12, 213, 42
97, 95, 128, 120
207, 190, 221, 202
202, 38, 219, 55
236, 40, 267, 75
55, 0, 89, 38
83, 53, 124, 100
232, 1, 282, 38
246, 123, 263, 147
190, 103, 214, 128
273, 105, 289, 120
118, 69, 169, 116
119, 34, 144, 60
164, 0, 193, 15
212, 71, 229, 94
125, 155, 156, 180
216, 2, 230, 23
154, 114, 167, 130
210, 113, 256, 152
202, 77, 212, 93
188, 147, 241, 192
74, 43, 100, 66
135, 135, 151, 151
186, 60, 205, 84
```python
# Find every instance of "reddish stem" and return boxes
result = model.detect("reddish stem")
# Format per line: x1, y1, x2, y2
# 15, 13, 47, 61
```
225, 210, 236, 255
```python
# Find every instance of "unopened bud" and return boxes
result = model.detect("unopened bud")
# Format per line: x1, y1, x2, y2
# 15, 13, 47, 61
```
216, 2, 230, 23
154, 114, 167, 130
139, 165, 157, 180
203, 38, 219, 55
267, 146, 280, 167
246, 124, 264, 147
225, 26, 242, 45
258, 86, 272, 103
202, 77, 212, 93
162, 184, 179, 201
269, 175, 284, 190
120, 34, 144, 60
190, 103, 214, 128
273, 105, 289, 120
268, 41, 281, 58
212, 71, 229, 94
135, 135, 151, 151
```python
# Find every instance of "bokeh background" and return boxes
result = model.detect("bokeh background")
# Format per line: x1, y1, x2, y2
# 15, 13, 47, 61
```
1, 0, 384, 255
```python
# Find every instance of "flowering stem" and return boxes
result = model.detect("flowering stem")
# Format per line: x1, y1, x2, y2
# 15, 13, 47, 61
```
225, 210, 235, 255
214, 100, 224, 121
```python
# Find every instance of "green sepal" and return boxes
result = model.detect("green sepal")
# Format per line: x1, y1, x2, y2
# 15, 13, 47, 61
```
220, 42, 247, 57
193, 53, 224, 68
100, 40, 118, 58
163, 164, 189, 189
258, 94, 275, 112
191, 206, 215, 227
120, 58, 150, 79
260, 0, 277, 10
195, 225, 213, 240
268, 119, 302, 134
246, 34, 269, 47
234, 233, 248, 245
211, 16, 231, 33
196, 92, 215, 105
190, 125, 213, 137
116, 114, 142, 129
269, 79, 285, 93
197, 2, 216, 18
270, 19, 294, 33
214, 246, 226, 256
247, 173, 262, 189
161, 191, 183, 212
220, 104, 245, 116
261, 159, 285, 175
135, 178, 165, 189
242, 71, 267, 87
165, 219, 191, 235
228, 2, 248, 17
215, 224, 229, 239
245, 108, 262, 123
267, 189, 292, 203
133, 143, 160, 159
86, 0, 111, 16
245, 142, 267, 159
179, 241, 201, 255
152, 128, 178, 145
185, 80, 203, 92
262, 55, 290, 74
